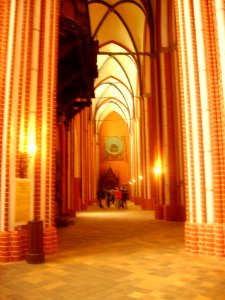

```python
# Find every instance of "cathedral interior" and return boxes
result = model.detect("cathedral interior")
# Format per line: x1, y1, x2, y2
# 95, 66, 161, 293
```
0, 0, 225, 297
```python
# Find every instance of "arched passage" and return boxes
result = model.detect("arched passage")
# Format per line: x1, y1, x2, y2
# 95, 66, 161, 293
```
88, 0, 185, 220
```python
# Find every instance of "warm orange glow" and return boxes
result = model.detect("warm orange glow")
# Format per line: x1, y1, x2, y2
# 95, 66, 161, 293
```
19, 132, 37, 156
139, 175, 143, 180
154, 161, 163, 175
19, 132, 25, 153
27, 128, 37, 155
27, 143, 37, 155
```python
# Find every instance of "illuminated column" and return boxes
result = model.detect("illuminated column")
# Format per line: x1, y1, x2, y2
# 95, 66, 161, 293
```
151, 0, 185, 220
141, 35, 153, 208
193, 0, 214, 223
67, 126, 72, 212
73, 116, 81, 212
80, 109, 86, 209
27, 0, 42, 221
201, 0, 225, 255
143, 96, 150, 206
150, 55, 163, 218
159, 52, 170, 208
0, 0, 58, 262
136, 114, 141, 204
139, 96, 145, 206
142, 93, 158, 210
88, 109, 95, 205
88, 114, 95, 204
80, 108, 89, 210
133, 116, 140, 203
36, 0, 59, 255
133, 94, 143, 204
145, 93, 159, 210
176, 0, 209, 253
215, 0, 225, 103
95, 133, 100, 200
0, 0, 16, 262
0, 1, 16, 234
175, 0, 225, 256
59, 118, 68, 214
129, 119, 136, 201
8, 1, 24, 232
67, 120, 75, 216
85, 108, 90, 207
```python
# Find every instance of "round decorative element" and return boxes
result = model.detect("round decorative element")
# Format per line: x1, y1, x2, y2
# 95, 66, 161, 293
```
105, 136, 123, 156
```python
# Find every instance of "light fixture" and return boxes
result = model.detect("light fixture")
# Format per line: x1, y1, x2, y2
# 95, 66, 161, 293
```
154, 160, 163, 175
27, 142, 37, 156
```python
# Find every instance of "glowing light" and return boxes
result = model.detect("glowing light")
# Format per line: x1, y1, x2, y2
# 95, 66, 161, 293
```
19, 132, 25, 153
132, 179, 136, 183
27, 142, 37, 155
154, 161, 163, 175
139, 175, 143, 180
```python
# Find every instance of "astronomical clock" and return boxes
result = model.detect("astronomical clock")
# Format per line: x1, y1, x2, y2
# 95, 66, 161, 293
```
104, 136, 125, 160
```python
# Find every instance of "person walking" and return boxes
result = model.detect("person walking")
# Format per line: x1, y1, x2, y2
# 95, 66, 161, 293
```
106, 190, 111, 208
122, 188, 128, 209
115, 188, 122, 209
97, 188, 104, 208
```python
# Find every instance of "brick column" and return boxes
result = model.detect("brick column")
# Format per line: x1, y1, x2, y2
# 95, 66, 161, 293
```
175, 0, 225, 256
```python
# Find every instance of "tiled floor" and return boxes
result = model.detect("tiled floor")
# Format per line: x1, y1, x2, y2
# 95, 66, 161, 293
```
1, 201, 225, 300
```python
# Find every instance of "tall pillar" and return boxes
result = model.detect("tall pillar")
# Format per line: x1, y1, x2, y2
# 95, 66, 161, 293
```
175, 0, 225, 256
149, 0, 185, 221
35, 0, 59, 255
0, 0, 59, 262
80, 108, 89, 210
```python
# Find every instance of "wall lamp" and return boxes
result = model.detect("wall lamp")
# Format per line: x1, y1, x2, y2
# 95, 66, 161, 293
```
154, 161, 163, 176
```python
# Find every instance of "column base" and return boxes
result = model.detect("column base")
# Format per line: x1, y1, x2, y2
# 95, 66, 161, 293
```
155, 204, 186, 221
185, 222, 225, 257
26, 252, 45, 264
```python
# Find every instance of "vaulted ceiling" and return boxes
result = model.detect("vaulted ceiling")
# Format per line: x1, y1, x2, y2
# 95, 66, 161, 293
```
88, 0, 153, 132
57, 0, 154, 126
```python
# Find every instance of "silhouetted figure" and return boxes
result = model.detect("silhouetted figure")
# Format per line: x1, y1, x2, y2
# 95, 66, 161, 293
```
97, 189, 104, 208
106, 190, 112, 208
111, 189, 115, 204
122, 189, 128, 209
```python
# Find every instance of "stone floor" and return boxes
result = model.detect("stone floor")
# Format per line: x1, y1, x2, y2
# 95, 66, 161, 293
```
1, 201, 225, 300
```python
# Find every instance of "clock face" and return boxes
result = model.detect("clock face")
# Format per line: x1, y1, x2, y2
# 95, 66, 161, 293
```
105, 136, 123, 156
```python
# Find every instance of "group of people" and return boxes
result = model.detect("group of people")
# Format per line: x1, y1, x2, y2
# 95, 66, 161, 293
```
97, 187, 128, 209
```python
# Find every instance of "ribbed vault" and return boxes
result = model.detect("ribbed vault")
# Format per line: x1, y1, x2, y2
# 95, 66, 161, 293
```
88, 0, 153, 132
